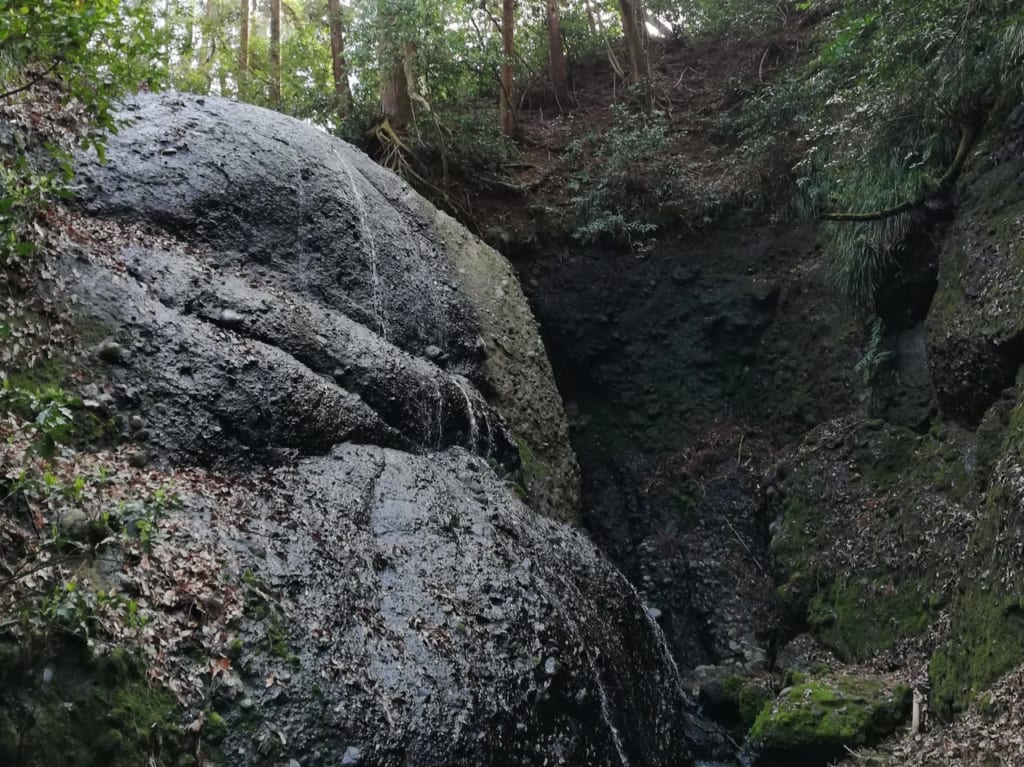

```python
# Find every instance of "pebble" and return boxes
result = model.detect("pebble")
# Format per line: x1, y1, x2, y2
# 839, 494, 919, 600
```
424, 345, 444, 360
58, 508, 91, 541
240, 697, 255, 710
127, 450, 149, 468
341, 746, 361, 765
129, 414, 146, 432
219, 308, 243, 327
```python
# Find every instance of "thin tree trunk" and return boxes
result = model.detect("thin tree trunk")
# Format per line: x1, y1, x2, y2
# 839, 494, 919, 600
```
546, 0, 574, 111
619, 0, 648, 84
500, 0, 515, 136
327, 0, 354, 120
269, 0, 281, 106
239, 0, 249, 91
201, 0, 218, 89
184, 0, 197, 68
618, 0, 651, 108
584, 0, 598, 37
593, 0, 607, 36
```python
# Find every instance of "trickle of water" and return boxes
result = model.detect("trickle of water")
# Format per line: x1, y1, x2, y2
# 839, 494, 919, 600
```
451, 375, 484, 454
339, 156, 389, 339
625, 577, 690, 705
432, 377, 445, 449
585, 652, 632, 767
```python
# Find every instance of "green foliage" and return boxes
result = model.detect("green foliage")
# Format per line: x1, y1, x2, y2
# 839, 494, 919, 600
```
853, 315, 894, 385
566, 104, 719, 244
728, 0, 1024, 310
1, 0, 166, 139
1, 0, 166, 262
36, 579, 149, 642
0, 379, 79, 459
648, 0, 782, 36
0, 154, 73, 262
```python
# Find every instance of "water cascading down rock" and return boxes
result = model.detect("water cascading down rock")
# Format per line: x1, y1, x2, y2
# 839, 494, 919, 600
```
66, 92, 723, 765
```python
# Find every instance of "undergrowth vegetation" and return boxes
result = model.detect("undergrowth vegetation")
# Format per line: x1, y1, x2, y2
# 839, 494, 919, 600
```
565, 103, 729, 245
0, 0, 165, 263
735, 0, 1024, 312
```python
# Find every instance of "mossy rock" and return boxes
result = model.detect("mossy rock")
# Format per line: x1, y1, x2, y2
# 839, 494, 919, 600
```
0, 639, 196, 767
748, 675, 910, 766
772, 419, 979, 662
698, 673, 773, 731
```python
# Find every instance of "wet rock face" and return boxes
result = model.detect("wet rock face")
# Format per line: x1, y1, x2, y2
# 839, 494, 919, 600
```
510, 224, 859, 670
926, 109, 1024, 422
64, 93, 714, 764
222, 446, 709, 766
77, 95, 470, 361
76, 91, 578, 519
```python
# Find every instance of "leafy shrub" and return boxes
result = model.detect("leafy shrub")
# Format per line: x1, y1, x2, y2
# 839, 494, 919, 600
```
566, 104, 722, 245
722, 0, 1024, 310
0, 0, 166, 262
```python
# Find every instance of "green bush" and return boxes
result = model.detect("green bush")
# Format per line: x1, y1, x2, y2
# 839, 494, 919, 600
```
566, 104, 721, 245
1, 0, 166, 262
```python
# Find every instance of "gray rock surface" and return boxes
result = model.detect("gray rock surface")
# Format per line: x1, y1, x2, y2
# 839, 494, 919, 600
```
216, 445, 713, 765
61, 92, 722, 764
76, 91, 578, 517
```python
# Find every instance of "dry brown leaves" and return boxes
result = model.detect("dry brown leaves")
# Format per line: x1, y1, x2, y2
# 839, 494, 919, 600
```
0, 416, 258, 705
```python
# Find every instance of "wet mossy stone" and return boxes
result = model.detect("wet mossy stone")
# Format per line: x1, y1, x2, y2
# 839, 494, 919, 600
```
699, 674, 773, 731
0, 640, 192, 767
748, 675, 910, 766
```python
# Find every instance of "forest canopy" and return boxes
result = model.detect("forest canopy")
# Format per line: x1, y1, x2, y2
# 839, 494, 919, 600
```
2, 0, 1023, 311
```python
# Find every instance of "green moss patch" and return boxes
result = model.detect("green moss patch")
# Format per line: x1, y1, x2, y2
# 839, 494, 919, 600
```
805, 578, 932, 660
0, 639, 195, 767
749, 675, 910, 765
929, 464, 1024, 719
773, 420, 977, 661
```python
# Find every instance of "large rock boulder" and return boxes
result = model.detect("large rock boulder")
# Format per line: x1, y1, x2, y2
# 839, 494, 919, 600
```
51, 92, 720, 765
76, 92, 578, 520
747, 674, 910, 766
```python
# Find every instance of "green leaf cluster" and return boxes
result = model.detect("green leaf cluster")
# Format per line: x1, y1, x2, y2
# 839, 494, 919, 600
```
730, 0, 1024, 311
1, 0, 167, 262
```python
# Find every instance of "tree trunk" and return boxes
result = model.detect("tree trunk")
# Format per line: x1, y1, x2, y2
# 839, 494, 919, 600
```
546, 0, 573, 111
500, 0, 515, 136
269, 0, 281, 106
618, 0, 651, 108
584, 0, 599, 37
239, 0, 249, 91
201, 0, 217, 90
380, 50, 413, 127
619, 0, 648, 84
327, 0, 354, 120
